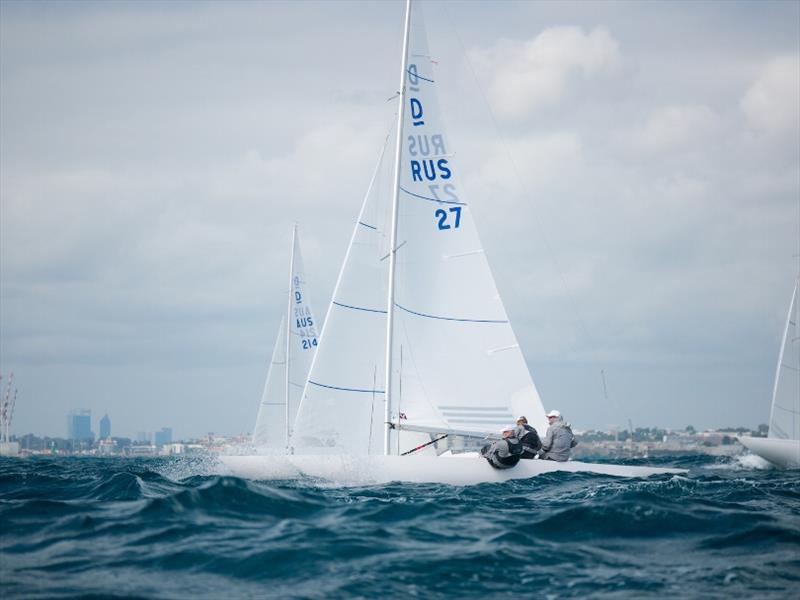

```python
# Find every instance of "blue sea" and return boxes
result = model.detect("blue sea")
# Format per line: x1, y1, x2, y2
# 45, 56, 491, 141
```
1, 455, 798, 599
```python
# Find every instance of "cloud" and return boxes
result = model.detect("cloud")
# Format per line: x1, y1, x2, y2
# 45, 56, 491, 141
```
470, 26, 620, 120
2, 1, 798, 436
632, 105, 720, 153
467, 131, 583, 197
741, 54, 800, 134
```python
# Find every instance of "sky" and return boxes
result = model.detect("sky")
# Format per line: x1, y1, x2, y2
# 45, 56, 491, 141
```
1, 0, 798, 439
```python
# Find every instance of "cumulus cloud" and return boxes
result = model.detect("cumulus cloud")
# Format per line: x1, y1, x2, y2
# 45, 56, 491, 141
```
631, 105, 720, 153
741, 54, 800, 133
470, 26, 620, 120
468, 131, 582, 196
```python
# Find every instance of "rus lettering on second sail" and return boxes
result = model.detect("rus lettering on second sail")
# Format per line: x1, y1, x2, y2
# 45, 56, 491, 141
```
410, 158, 452, 182
408, 134, 446, 157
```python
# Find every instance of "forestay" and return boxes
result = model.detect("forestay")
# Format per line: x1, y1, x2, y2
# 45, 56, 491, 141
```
769, 281, 800, 442
253, 228, 319, 447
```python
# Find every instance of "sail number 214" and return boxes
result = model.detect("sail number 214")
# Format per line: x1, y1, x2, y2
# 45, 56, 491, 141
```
436, 206, 462, 230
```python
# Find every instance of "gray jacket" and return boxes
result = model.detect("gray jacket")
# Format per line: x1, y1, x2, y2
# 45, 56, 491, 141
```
480, 435, 523, 469
539, 420, 577, 462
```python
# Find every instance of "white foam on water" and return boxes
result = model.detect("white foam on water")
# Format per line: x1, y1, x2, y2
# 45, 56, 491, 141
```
734, 453, 774, 470
702, 453, 774, 471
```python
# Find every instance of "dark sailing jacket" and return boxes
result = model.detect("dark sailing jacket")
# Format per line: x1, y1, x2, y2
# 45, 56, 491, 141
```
516, 424, 541, 457
480, 436, 523, 469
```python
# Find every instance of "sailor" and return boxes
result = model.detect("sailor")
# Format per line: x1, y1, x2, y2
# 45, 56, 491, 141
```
515, 415, 541, 459
538, 410, 577, 462
480, 425, 523, 469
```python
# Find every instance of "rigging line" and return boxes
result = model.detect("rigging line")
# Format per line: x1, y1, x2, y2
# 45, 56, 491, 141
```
380, 240, 407, 261
441, 4, 622, 419
396, 314, 439, 437
368, 365, 377, 454
397, 344, 403, 456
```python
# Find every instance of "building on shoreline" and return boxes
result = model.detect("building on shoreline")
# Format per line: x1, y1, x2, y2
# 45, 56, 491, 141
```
1, 427, 765, 459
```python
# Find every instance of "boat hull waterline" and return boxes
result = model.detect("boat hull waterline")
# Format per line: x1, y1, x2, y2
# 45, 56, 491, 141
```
737, 436, 800, 468
218, 454, 686, 485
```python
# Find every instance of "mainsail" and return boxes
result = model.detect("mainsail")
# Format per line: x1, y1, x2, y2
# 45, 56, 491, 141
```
769, 281, 800, 441
387, 2, 547, 446
253, 227, 319, 447
292, 0, 546, 456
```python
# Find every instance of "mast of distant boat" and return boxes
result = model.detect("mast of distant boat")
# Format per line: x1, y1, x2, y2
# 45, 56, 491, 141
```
285, 223, 297, 449
384, 0, 412, 456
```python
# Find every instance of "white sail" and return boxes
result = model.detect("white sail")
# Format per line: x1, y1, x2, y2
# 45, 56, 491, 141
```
293, 3, 546, 456
291, 134, 394, 454
252, 317, 287, 446
252, 228, 319, 447
387, 3, 548, 444
769, 281, 799, 441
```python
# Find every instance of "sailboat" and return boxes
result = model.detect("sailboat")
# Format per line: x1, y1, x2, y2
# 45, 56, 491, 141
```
738, 280, 800, 467
251, 224, 319, 450
222, 0, 684, 483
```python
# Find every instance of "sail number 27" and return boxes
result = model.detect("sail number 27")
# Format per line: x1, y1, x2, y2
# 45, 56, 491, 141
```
435, 206, 462, 230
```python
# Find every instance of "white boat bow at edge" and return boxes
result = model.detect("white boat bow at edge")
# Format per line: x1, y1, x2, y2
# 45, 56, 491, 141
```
737, 436, 800, 469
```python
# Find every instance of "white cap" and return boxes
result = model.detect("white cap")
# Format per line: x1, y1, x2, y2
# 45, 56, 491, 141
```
501, 424, 516, 433
516, 415, 527, 422
546, 410, 561, 418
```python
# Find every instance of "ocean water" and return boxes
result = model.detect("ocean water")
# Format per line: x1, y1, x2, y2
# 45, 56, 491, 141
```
1, 455, 798, 599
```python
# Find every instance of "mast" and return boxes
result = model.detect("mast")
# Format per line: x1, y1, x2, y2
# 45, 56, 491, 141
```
384, 0, 412, 456
285, 223, 297, 449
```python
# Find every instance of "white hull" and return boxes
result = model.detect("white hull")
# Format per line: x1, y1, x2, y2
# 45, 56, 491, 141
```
737, 436, 800, 468
218, 454, 685, 486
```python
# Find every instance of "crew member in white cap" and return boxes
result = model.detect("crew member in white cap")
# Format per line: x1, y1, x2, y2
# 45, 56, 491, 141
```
479, 424, 523, 469
539, 410, 577, 462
